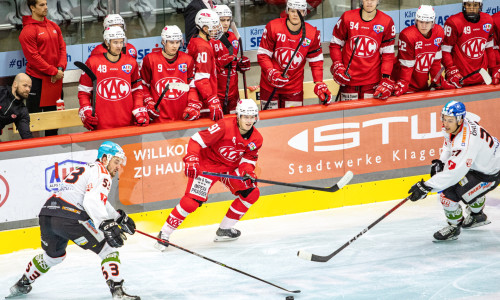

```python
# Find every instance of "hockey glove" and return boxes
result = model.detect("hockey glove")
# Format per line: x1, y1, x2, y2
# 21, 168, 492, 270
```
237, 56, 251, 72
267, 69, 289, 88
132, 107, 150, 126
331, 61, 351, 86
217, 53, 237, 68
374, 77, 395, 100
430, 159, 445, 177
238, 164, 257, 185
99, 220, 125, 248
393, 79, 409, 97
144, 97, 160, 120
183, 154, 200, 178
408, 179, 432, 202
208, 96, 224, 121
445, 66, 463, 88
78, 106, 98, 131
314, 82, 332, 104
434, 76, 456, 90
183, 102, 202, 121
116, 209, 136, 235
491, 67, 500, 85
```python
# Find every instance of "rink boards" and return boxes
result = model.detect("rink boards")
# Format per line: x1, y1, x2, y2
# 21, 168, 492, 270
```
1, 85, 499, 254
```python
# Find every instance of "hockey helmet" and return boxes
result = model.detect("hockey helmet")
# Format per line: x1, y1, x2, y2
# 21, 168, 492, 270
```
441, 101, 466, 122
359, 0, 380, 9
416, 5, 435, 23
161, 25, 184, 45
462, 0, 482, 23
236, 99, 259, 124
103, 26, 127, 45
213, 5, 232, 18
103, 14, 126, 30
287, 0, 307, 13
195, 9, 223, 40
97, 141, 127, 166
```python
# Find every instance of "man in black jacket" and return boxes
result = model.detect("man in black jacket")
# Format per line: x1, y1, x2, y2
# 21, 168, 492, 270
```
184, 0, 213, 45
0, 73, 33, 140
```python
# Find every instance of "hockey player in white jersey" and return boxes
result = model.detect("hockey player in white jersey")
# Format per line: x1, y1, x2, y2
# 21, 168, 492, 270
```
408, 101, 500, 241
7, 141, 140, 300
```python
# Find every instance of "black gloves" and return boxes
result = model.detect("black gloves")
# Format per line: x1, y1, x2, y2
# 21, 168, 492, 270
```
99, 220, 124, 248
116, 209, 136, 235
430, 159, 444, 177
408, 179, 432, 202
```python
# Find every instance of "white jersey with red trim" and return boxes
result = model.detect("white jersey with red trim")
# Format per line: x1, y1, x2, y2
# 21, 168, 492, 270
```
426, 117, 500, 192
257, 17, 323, 94
330, 8, 396, 86
53, 162, 119, 228
211, 31, 240, 100
186, 35, 218, 103
392, 25, 445, 92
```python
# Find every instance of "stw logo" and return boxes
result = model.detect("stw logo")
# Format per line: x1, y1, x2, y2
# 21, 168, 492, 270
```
461, 37, 486, 59
155, 77, 186, 100
353, 36, 378, 58
97, 77, 131, 101
414, 52, 435, 73
274, 47, 304, 70
218, 146, 244, 162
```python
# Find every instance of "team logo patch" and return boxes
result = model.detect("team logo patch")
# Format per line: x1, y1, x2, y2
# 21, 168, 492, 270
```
373, 25, 384, 34
448, 160, 456, 170
122, 64, 133, 74
179, 63, 188, 73
302, 38, 311, 47
232, 40, 239, 49
483, 23, 492, 33
128, 48, 137, 57
248, 142, 257, 151
434, 37, 442, 47
466, 159, 472, 168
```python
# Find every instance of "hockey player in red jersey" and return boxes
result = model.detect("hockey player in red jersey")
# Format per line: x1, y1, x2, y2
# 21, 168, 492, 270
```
140, 25, 200, 122
211, 5, 251, 114
155, 99, 263, 250
441, 0, 496, 87
78, 27, 148, 130
491, 11, 500, 85
186, 9, 224, 121
257, 0, 331, 109
90, 14, 138, 59
330, 0, 396, 100
392, 5, 455, 96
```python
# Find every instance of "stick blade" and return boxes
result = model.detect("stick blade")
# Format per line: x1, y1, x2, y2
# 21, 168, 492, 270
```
168, 82, 190, 92
479, 68, 492, 85
337, 170, 353, 189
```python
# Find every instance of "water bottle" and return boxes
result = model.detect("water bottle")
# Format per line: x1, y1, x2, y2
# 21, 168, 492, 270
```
56, 99, 65, 111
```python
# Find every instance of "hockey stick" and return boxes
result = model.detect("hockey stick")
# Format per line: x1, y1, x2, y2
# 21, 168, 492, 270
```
136, 230, 301, 294
230, 21, 248, 98
154, 82, 190, 113
74, 61, 97, 116
263, 12, 305, 110
297, 197, 409, 262
154, 83, 169, 113
334, 36, 360, 103
459, 68, 492, 85
202, 170, 353, 193
219, 33, 234, 114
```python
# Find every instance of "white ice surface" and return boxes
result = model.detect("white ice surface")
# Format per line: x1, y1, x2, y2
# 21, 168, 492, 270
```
2, 192, 500, 300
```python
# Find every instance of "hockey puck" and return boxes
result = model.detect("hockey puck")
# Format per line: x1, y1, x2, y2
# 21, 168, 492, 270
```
286, 296, 294, 300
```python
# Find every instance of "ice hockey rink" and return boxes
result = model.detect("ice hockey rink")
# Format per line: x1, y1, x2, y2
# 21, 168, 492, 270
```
2, 191, 500, 300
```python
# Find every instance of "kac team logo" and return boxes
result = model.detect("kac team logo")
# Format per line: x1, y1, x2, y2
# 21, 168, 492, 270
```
483, 23, 492, 33
178, 63, 187, 73
122, 64, 133, 74
275, 47, 304, 70
352, 36, 378, 58
302, 38, 311, 47
434, 37, 442, 47
45, 160, 87, 193
0, 174, 10, 208
461, 37, 487, 59
373, 25, 384, 34
97, 77, 131, 101
155, 77, 187, 100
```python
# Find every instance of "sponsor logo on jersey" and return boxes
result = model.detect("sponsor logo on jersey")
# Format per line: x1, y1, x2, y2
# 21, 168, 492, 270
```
100, 193, 108, 204
155, 77, 187, 100
122, 64, 133, 74
373, 25, 384, 34
483, 23, 492, 33
232, 40, 239, 49
128, 48, 137, 58
218, 146, 245, 162
0, 174, 10, 208
434, 37, 442, 47
178, 63, 188, 73
248, 142, 257, 151
74, 237, 89, 246
415, 52, 435, 73
45, 160, 87, 193
461, 37, 487, 59
275, 47, 304, 70
352, 36, 378, 58
302, 38, 311, 47
97, 77, 131, 101
448, 160, 456, 170
466, 158, 472, 167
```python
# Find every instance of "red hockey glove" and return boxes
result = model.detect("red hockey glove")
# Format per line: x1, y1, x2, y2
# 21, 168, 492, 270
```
183, 154, 200, 178
393, 79, 409, 97
314, 82, 332, 104
132, 107, 150, 126
331, 61, 351, 86
491, 67, 500, 85
207, 96, 224, 121
434, 76, 456, 90
78, 106, 98, 130
217, 53, 237, 68
267, 69, 289, 88
144, 97, 160, 120
374, 77, 395, 100
237, 56, 251, 72
445, 66, 463, 88
238, 164, 257, 186
183, 102, 202, 121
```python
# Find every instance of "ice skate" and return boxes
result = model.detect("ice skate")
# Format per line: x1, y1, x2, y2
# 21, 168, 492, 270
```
463, 211, 491, 229
107, 279, 140, 300
433, 223, 461, 241
214, 227, 241, 242
154, 232, 169, 252
6, 275, 32, 298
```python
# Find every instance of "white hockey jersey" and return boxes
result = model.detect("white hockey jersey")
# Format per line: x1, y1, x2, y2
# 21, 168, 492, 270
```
426, 117, 500, 192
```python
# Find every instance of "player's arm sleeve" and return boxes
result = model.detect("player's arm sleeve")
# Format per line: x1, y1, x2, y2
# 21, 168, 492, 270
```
397, 32, 416, 83
439, 139, 452, 162
240, 136, 263, 171
77, 60, 93, 108
257, 22, 277, 74
441, 20, 458, 68
81, 167, 112, 228
56, 27, 67, 69
193, 46, 215, 100
189, 120, 226, 156
105, 201, 120, 221
329, 15, 347, 63
380, 18, 396, 76
307, 29, 324, 83
485, 32, 496, 69
187, 60, 202, 106
131, 61, 144, 109
19, 29, 58, 76
15, 109, 33, 139
140, 56, 154, 101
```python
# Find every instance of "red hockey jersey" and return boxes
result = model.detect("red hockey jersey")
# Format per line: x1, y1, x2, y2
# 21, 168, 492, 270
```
186, 35, 218, 103
78, 54, 143, 130
392, 25, 444, 92
492, 12, 500, 65
91, 43, 138, 59
188, 117, 263, 173
257, 17, 323, 94
330, 8, 396, 86
211, 31, 239, 101
140, 51, 196, 121
441, 12, 495, 85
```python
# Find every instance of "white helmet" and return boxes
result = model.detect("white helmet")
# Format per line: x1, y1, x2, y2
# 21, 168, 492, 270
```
103, 14, 126, 30
213, 5, 232, 18
286, 0, 307, 13
103, 26, 126, 45
236, 99, 259, 123
416, 5, 435, 23
195, 9, 223, 40
161, 25, 184, 45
